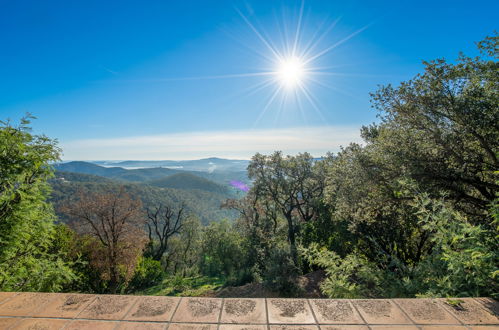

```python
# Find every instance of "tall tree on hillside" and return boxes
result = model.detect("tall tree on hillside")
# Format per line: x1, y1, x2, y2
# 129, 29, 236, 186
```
0, 115, 75, 291
247, 152, 327, 266
62, 188, 146, 293
145, 203, 185, 261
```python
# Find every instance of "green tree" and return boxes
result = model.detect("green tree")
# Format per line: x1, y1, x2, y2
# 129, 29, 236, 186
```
365, 33, 498, 222
0, 116, 75, 291
247, 152, 328, 266
199, 219, 247, 284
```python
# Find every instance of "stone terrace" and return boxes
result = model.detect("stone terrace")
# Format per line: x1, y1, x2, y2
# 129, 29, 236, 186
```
0, 292, 498, 329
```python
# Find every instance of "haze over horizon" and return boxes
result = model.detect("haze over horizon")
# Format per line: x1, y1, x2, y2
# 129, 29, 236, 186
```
1, 0, 497, 160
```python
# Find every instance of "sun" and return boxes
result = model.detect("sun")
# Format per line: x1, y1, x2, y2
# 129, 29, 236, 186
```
277, 57, 305, 88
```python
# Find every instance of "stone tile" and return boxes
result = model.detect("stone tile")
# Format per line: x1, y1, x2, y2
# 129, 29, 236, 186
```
473, 297, 499, 317
171, 298, 222, 323
0, 293, 58, 317
421, 326, 468, 330
124, 296, 180, 322
310, 299, 364, 324
65, 319, 119, 329
117, 321, 166, 329
395, 298, 461, 325
369, 327, 418, 330
267, 299, 316, 324
77, 295, 138, 320
168, 324, 217, 330
469, 326, 499, 330
220, 298, 266, 324
0, 317, 21, 329
269, 326, 319, 330
320, 326, 369, 330
351, 299, 411, 325
11, 318, 69, 329
36, 293, 96, 318
438, 298, 499, 325
219, 325, 267, 330
0, 292, 17, 305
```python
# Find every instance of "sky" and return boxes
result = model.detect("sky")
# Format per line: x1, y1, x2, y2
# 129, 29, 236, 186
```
0, 0, 497, 160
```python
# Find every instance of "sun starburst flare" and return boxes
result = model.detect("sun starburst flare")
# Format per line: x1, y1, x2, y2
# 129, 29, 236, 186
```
113, 1, 370, 125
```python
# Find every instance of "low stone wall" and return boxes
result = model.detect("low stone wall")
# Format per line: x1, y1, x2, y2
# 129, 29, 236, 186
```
0, 292, 497, 329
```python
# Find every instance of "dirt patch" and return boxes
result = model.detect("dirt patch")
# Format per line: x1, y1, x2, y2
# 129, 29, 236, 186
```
271, 299, 306, 317
224, 299, 256, 316
215, 282, 279, 298
314, 300, 353, 321
187, 298, 219, 317
131, 297, 174, 317
215, 270, 326, 298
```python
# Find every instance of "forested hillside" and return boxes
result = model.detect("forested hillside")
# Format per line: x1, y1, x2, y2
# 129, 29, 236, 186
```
50, 171, 238, 225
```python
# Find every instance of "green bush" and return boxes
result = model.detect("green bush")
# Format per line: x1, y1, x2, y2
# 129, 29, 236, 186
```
262, 244, 301, 296
127, 257, 164, 292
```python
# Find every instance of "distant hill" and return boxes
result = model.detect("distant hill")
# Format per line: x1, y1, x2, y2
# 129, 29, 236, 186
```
54, 161, 127, 177
148, 173, 229, 194
55, 161, 181, 182
54, 161, 250, 186
91, 157, 250, 172
49, 171, 237, 225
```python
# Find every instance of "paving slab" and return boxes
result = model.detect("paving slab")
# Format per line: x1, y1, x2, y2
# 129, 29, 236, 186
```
0, 292, 58, 317
11, 317, 69, 329
0, 292, 17, 305
168, 324, 218, 330
219, 325, 267, 330
351, 299, 411, 325
65, 319, 119, 329
438, 298, 499, 325
469, 326, 499, 330
117, 321, 166, 329
395, 298, 461, 325
35, 293, 96, 318
124, 296, 180, 322
368, 326, 418, 330
77, 295, 138, 320
421, 326, 468, 330
220, 298, 266, 324
269, 326, 319, 330
473, 298, 499, 317
171, 298, 222, 323
319, 326, 369, 330
0, 317, 21, 329
310, 299, 364, 324
267, 299, 315, 324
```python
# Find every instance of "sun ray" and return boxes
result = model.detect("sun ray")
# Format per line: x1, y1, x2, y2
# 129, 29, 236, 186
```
307, 77, 354, 97
236, 8, 283, 60
300, 17, 341, 59
298, 81, 327, 124
254, 85, 282, 126
292, 0, 305, 56
304, 24, 371, 65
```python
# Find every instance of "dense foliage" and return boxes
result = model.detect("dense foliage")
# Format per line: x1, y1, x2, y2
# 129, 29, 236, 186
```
0, 116, 75, 291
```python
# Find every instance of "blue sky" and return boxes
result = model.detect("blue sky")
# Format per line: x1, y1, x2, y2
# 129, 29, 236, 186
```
1, 0, 497, 160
